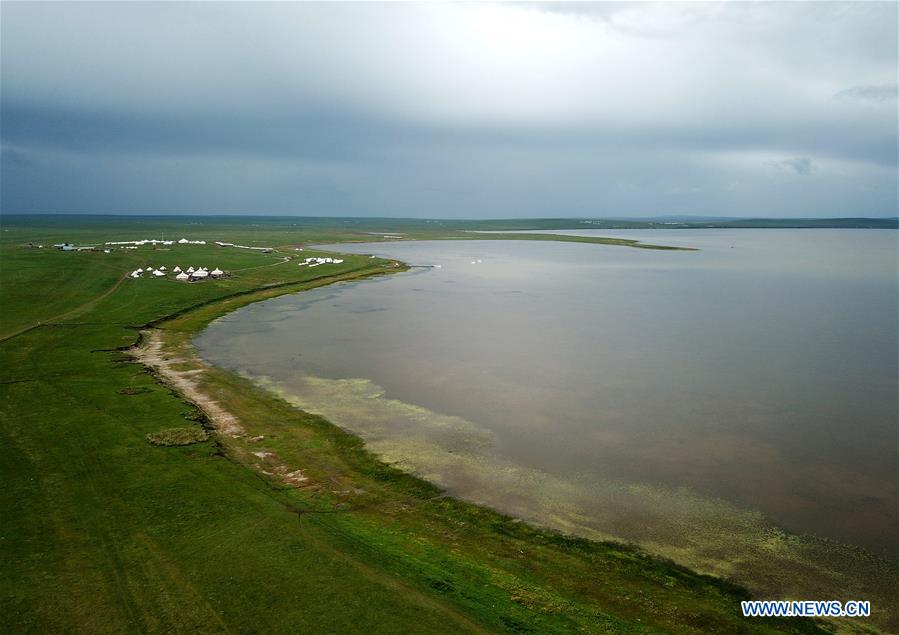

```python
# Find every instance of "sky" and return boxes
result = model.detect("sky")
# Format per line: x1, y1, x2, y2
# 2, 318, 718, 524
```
1, 1, 896, 218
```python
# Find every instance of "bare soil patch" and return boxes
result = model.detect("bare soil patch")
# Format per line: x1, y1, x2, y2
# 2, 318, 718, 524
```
132, 329, 313, 490
132, 329, 245, 437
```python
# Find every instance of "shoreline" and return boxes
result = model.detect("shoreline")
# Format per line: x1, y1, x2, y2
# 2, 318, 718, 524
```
130, 255, 893, 632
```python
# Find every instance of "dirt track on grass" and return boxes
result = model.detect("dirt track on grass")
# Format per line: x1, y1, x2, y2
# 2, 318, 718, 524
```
132, 329, 246, 438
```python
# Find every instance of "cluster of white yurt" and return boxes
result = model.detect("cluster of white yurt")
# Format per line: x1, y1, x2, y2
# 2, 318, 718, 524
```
107, 238, 206, 248
129, 266, 168, 278
128, 265, 226, 281
109, 239, 175, 246
298, 256, 344, 268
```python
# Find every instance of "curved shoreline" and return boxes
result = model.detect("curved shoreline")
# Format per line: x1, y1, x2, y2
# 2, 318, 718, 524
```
132, 255, 894, 632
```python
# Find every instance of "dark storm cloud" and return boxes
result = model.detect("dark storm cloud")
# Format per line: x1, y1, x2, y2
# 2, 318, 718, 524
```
1, 2, 896, 217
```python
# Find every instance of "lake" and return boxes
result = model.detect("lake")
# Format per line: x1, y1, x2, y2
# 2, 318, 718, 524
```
195, 229, 898, 598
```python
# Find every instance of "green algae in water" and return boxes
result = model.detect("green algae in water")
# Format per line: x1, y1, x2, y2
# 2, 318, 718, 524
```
245, 369, 898, 625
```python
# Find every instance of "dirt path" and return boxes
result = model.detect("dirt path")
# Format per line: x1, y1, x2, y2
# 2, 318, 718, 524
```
135, 326, 487, 632
133, 329, 313, 488
131, 329, 245, 437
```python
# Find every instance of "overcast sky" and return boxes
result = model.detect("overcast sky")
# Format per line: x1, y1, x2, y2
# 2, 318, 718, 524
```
1, 2, 896, 218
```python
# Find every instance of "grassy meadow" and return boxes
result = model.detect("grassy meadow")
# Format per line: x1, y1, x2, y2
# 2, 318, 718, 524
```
0, 215, 837, 633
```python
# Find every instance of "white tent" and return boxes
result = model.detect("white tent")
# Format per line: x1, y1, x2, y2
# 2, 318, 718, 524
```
186, 266, 195, 273
210, 268, 224, 277
191, 270, 209, 279
176, 272, 189, 280
178, 238, 189, 244
173, 266, 182, 273
153, 270, 165, 277
159, 266, 167, 271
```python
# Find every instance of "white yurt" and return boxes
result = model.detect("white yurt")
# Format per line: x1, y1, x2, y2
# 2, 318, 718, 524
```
176, 272, 189, 281
210, 268, 224, 278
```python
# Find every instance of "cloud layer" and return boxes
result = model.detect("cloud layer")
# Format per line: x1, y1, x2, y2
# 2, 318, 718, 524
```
1, 2, 896, 217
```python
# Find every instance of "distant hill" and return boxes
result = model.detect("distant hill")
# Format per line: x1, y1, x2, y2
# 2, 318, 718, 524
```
1, 213, 896, 232
706, 217, 898, 229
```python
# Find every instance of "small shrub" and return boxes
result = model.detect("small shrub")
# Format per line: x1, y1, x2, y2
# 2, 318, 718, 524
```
146, 427, 209, 446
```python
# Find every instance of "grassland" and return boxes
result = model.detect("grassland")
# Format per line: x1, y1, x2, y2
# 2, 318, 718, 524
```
0, 215, 841, 633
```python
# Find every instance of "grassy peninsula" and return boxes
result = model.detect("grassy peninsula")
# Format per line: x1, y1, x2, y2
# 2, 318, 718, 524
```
0, 216, 835, 633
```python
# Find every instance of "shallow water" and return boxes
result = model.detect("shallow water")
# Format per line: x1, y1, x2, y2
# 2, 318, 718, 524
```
196, 230, 898, 588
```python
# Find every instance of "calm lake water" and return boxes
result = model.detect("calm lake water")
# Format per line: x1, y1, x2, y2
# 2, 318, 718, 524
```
196, 229, 898, 598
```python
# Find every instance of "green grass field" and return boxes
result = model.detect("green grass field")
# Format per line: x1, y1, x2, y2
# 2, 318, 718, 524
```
0, 216, 839, 633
